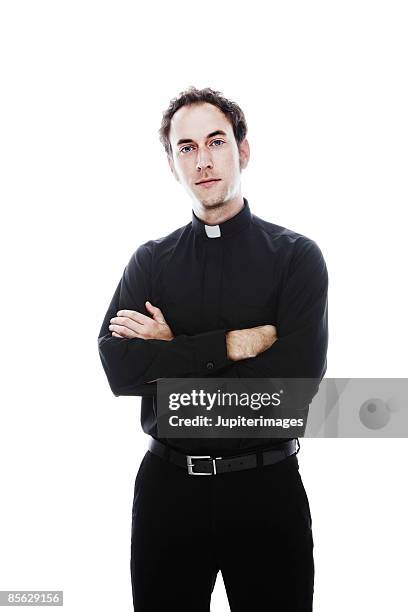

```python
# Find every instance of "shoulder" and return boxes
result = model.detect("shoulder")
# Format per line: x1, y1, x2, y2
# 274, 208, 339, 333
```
128, 222, 191, 268
251, 213, 325, 261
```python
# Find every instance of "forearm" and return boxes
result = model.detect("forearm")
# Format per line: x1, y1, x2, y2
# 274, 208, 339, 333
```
98, 282, 233, 395
225, 306, 328, 409
98, 329, 232, 395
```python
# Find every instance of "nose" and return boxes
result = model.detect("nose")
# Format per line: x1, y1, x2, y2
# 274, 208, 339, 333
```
196, 150, 213, 172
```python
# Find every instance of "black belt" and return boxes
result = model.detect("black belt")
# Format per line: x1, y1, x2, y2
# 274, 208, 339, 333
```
147, 437, 300, 476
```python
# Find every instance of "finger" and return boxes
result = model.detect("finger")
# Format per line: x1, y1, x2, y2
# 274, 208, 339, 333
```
115, 309, 151, 325
110, 316, 145, 334
145, 301, 166, 323
109, 323, 145, 339
154, 313, 166, 324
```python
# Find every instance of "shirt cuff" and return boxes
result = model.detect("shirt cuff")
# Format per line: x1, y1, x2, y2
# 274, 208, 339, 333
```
192, 329, 230, 375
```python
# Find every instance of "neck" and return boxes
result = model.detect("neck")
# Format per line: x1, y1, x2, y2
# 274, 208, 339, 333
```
192, 195, 245, 226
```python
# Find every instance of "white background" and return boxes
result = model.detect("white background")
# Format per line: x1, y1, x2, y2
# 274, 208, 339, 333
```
1, 1, 407, 610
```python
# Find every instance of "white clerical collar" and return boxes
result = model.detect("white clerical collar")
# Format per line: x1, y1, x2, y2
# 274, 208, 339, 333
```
204, 224, 221, 238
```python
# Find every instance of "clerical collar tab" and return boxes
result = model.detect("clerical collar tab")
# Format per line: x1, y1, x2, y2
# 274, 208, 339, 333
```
191, 197, 252, 239
205, 224, 221, 238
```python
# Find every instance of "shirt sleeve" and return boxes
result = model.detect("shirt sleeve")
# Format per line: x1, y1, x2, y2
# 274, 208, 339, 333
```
97, 243, 232, 397
219, 237, 329, 403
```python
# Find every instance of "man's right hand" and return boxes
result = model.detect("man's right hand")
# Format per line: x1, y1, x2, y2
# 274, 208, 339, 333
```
226, 325, 278, 362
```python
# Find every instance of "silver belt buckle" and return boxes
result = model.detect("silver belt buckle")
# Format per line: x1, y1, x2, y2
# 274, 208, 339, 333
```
187, 455, 217, 476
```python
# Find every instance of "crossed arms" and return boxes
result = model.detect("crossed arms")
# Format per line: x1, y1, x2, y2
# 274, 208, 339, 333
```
97, 237, 328, 398
109, 301, 277, 362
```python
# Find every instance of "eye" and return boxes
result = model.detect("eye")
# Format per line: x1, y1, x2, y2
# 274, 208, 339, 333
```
210, 139, 225, 147
180, 145, 194, 154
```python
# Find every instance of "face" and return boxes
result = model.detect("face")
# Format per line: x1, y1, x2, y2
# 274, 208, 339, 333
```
167, 102, 250, 210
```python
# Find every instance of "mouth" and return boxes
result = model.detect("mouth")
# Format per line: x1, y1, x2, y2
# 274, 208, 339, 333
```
196, 179, 221, 187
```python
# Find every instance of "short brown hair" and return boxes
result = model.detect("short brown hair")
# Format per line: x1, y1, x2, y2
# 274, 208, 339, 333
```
158, 86, 248, 158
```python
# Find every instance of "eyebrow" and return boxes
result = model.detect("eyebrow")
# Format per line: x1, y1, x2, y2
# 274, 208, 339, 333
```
176, 130, 227, 147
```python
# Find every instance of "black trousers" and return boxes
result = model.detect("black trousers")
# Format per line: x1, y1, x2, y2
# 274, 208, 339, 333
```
130, 448, 314, 611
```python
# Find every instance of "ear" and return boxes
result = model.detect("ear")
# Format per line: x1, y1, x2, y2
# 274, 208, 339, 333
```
167, 154, 180, 183
238, 138, 250, 171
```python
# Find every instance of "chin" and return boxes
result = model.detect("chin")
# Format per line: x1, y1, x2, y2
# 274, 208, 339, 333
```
201, 197, 220, 206
200, 190, 229, 208
201, 198, 226, 210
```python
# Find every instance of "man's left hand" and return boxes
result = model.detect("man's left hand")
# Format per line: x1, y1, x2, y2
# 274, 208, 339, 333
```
109, 301, 174, 341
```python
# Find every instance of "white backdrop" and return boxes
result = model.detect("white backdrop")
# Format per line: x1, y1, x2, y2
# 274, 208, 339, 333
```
1, 1, 407, 610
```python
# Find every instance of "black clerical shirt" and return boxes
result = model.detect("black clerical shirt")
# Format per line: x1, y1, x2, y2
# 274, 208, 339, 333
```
97, 197, 328, 455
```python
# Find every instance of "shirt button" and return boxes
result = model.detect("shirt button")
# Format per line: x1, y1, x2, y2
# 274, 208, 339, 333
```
206, 361, 215, 370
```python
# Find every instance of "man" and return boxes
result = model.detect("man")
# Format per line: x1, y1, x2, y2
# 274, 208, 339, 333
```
98, 86, 328, 611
